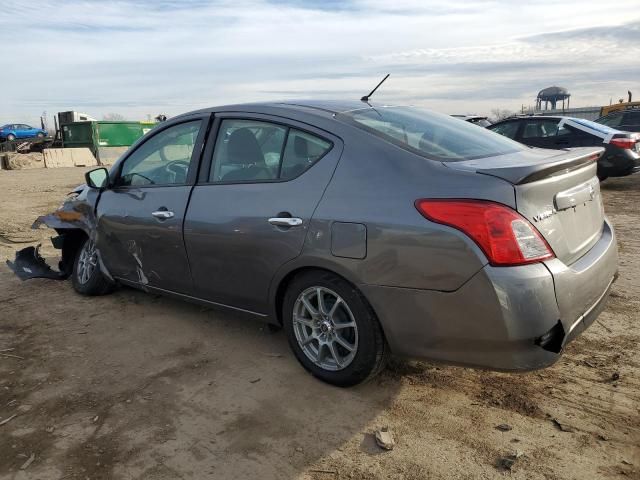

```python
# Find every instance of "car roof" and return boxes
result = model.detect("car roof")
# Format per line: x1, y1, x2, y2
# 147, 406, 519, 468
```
174, 100, 395, 122
274, 100, 372, 113
200, 100, 370, 113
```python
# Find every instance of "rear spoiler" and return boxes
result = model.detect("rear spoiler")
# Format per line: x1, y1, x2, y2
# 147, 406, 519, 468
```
474, 148, 603, 185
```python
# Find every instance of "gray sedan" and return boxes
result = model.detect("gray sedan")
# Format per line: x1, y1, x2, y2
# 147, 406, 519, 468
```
9, 101, 618, 386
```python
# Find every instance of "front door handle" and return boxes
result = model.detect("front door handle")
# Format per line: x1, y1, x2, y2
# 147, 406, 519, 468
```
152, 210, 174, 220
269, 217, 303, 227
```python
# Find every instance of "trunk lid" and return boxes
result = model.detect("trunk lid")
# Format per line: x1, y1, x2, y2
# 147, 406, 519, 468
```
446, 147, 605, 265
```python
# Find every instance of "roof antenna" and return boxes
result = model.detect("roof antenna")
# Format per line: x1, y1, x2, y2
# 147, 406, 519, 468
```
361, 74, 390, 103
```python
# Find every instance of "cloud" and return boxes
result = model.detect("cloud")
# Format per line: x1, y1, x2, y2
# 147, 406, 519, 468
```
521, 20, 640, 43
0, 0, 638, 123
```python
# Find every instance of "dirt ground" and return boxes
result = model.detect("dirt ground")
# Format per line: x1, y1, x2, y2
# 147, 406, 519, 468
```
0, 167, 638, 480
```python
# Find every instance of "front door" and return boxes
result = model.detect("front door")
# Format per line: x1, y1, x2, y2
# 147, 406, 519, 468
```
95, 117, 208, 294
17, 125, 31, 138
184, 115, 343, 314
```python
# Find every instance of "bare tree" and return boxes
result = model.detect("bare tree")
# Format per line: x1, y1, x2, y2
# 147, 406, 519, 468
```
490, 108, 515, 122
102, 112, 126, 121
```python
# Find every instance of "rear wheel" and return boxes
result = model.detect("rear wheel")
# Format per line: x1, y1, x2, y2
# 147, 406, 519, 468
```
6, 134, 15, 141
71, 237, 114, 296
283, 271, 388, 387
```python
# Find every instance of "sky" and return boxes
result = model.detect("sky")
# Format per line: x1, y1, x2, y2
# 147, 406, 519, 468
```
1, 0, 639, 125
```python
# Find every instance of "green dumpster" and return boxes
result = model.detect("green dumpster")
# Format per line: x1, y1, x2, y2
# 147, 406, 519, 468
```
61, 121, 156, 165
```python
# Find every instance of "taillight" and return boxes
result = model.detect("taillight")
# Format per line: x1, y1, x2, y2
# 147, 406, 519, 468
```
415, 199, 555, 266
609, 136, 637, 149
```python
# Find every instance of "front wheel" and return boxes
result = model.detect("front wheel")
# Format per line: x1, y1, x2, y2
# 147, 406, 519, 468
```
36, 132, 45, 138
283, 271, 389, 387
6, 134, 15, 141
71, 238, 114, 296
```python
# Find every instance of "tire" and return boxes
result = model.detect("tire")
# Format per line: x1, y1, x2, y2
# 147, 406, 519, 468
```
283, 271, 389, 387
71, 237, 114, 296
36, 132, 45, 138
6, 134, 15, 141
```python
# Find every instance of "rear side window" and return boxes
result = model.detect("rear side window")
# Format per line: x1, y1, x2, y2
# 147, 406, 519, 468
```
490, 121, 520, 139
280, 129, 331, 180
521, 120, 560, 138
338, 106, 524, 162
210, 119, 331, 182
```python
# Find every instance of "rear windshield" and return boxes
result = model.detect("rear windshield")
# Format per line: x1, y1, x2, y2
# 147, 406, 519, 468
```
470, 118, 492, 128
568, 117, 620, 135
337, 106, 524, 162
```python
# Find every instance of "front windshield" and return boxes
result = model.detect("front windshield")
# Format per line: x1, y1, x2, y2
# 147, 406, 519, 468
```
337, 106, 525, 162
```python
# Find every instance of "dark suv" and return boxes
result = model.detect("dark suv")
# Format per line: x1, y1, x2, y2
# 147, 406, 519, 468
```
488, 116, 640, 180
595, 109, 640, 133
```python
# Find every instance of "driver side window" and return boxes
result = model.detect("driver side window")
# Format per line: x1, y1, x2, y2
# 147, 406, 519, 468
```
117, 121, 201, 187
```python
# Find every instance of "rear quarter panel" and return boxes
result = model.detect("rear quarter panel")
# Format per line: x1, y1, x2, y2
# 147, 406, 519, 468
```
288, 126, 518, 292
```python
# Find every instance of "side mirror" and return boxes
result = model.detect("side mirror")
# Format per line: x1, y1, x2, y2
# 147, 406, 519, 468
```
85, 167, 109, 190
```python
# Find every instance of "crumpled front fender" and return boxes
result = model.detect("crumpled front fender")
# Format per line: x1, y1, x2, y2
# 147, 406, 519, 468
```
6, 184, 107, 281
32, 183, 98, 236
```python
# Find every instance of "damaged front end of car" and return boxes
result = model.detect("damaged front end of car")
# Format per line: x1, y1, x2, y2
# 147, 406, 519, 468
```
6, 184, 109, 282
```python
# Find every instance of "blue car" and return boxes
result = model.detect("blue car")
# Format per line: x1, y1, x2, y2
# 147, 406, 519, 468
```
0, 124, 47, 141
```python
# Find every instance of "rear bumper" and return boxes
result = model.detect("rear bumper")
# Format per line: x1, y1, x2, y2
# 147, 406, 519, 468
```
544, 219, 618, 339
599, 149, 640, 177
362, 219, 618, 371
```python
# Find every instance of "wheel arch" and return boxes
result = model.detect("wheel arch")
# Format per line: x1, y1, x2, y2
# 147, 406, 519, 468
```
270, 261, 370, 326
55, 228, 89, 276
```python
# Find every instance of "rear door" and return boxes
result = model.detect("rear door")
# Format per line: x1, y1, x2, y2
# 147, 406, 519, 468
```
184, 113, 343, 314
17, 124, 30, 138
96, 116, 209, 293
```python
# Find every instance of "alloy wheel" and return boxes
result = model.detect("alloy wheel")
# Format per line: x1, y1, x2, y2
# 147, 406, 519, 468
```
292, 286, 359, 371
77, 240, 97, 285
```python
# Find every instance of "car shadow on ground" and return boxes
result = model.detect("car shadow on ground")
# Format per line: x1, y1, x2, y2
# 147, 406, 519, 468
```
600, 175, 639, 191
0, 266, 402, 479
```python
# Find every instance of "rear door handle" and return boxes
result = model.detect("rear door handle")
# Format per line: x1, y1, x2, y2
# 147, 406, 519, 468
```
268, 217, 303, 227
152, 210, 174, 219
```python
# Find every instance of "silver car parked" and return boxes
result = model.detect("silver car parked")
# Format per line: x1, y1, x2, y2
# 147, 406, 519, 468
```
9, 101, 618, 386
